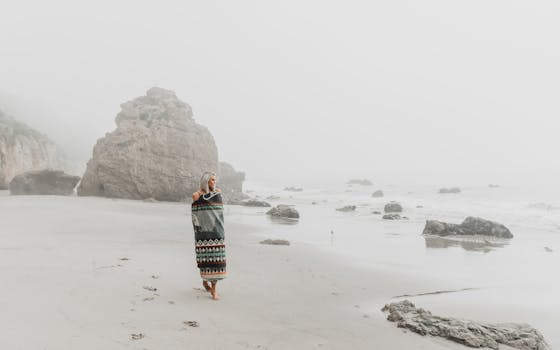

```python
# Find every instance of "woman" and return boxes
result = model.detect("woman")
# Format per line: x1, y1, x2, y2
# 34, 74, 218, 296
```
191, 171, 226, 300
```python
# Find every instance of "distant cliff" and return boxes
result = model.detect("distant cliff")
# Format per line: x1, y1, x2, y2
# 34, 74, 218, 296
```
0, 109, 69, 189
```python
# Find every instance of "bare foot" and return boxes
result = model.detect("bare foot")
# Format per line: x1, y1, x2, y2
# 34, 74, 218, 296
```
202, 281, 211, 292
210, 282, 219, 300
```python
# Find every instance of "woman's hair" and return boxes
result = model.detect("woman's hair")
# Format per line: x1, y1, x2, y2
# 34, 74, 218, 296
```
199, 171, 217, 193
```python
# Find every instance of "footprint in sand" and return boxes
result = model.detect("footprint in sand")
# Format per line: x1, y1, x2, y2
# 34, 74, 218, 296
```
183, 321, 199, 327
143, 286, 157, 292
130, 333, 145, 340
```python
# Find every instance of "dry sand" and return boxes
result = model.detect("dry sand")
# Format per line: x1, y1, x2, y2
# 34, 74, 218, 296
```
0, 194, 521, 349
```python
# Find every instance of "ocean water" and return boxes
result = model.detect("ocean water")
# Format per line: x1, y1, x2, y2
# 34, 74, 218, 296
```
227, 180, 560, 347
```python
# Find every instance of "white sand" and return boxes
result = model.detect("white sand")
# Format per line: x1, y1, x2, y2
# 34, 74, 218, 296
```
0, 194, 547, 349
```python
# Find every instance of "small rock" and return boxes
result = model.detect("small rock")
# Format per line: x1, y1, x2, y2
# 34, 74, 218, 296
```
260, 239, 290, 246
143, 286, 157, 292
183, 321, 199, 327
371, 190, 384, 198
346, 179, 373, 186
438, 187, 461, 194
384, 201, 403, 213
544, 247, 554, 252
336, 205, 356, 212
383, 213, 408, 220
240, 199, 271, 207
372, 210, 382, 214
284, 186, 303, 192
266, 204, 300, 219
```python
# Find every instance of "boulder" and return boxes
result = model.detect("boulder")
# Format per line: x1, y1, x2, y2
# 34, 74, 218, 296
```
266, 204, 299, 219
0, 110, 70, 189
422, 217, 513, 238
371, 190, 384, 198
384, 201, 403, 213
438, 187, 461, 194
336, 205, 356, 212
9, 169, 80, 195
382, 300, 549, 350
78, 87, 218, 201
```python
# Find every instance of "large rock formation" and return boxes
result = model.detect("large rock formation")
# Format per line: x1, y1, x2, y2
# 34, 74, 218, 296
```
0, 110, 69, 189
78, 87, 218, 201
9, 169, 80, 195
382, 300, 549, 350
423, 217, 513, 239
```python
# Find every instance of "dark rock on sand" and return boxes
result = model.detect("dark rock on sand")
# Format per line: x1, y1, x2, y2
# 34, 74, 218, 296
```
382, 213, 408, 220
422, 217, 513, 239
384, 201, 403, 213
240, 199, 271, 207
336, 205, 356, 212
9, 169, 80, 195
371, 190, 384, 198
260, 239, 290, 246
266, 204, 300, 219
284, 186, 303, 192
438, 187, 461, 194
372, 210, 382, 215
347, 179, 373, 186
382, 300, 549, 350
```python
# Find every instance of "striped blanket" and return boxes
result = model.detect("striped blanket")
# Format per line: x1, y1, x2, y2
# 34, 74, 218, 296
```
191, 191, 226, 281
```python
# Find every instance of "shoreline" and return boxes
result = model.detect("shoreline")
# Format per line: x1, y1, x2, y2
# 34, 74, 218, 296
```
0, 194, 555, 349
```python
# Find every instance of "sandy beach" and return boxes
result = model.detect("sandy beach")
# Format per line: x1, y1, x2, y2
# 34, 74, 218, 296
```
0, 192, 489, 350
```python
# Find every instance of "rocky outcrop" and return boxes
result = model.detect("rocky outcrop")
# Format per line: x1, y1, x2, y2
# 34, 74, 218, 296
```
439, 187, 461, 194
384, 201, 403, 213
218, 161, 245, 201
371, 190, 384, 198
382, 300, 549, 350
9, 169, 80, 195
266, 204, 300, 219
347, 179, 373, 186
422, 217, 513, 238
77, 87, 218, 201
0, 110, 69, 189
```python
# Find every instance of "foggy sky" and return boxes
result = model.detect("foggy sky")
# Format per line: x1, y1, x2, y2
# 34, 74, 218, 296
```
1, 1, 559, 186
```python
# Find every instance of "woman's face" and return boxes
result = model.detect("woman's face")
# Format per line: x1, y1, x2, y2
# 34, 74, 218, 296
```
208, 175, 216, 191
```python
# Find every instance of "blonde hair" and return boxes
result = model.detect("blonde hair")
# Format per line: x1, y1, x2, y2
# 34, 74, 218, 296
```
199, 171, 217, 193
